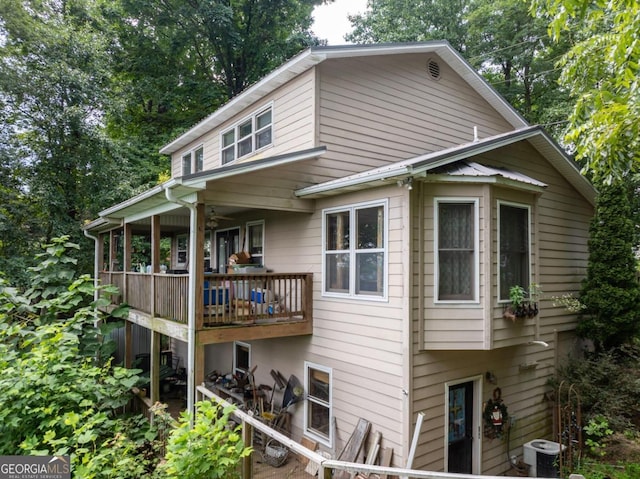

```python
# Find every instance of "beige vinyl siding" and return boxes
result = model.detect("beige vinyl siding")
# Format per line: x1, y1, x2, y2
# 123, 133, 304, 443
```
481, 143, 591, 346
170, 69, 316, 177
421, 184, 488, 350
410, 346, 556, 475
410, 141, 592, 473
306, 186, 408, 458
205, 185, 409, 460
316, 53, 514, 179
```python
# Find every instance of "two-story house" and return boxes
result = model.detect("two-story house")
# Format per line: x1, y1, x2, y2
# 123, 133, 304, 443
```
84, 42, 595, 475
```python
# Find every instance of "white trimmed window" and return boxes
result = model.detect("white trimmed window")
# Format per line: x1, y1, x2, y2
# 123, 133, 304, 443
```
304, 362, 332, 446
233, 341, 251, 376
435, 198, 479, 302
181, 145, 204, 176
323, 200, 387, 299
221, 106, 273, 164
246, 220, 264, 266
498, 201, 531, 301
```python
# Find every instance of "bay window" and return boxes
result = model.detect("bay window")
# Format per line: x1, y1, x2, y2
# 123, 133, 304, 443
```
436, 199, 479, 302
498, 202, 530, 300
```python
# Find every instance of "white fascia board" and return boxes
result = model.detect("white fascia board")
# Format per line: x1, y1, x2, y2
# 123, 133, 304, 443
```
98, 184, 165, 217
123, 197, 191, 224
425, 174, 547, 193
296, 128, 542, 197
181, 146, 327, 186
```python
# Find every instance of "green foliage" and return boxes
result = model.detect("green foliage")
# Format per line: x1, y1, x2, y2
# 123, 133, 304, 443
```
531, 0, 640, 183
0, 237, 159, 477
347, 0, 573, 131
584, 415, 614, 457
509, 285, 527, 307
573, 462, 640, 479
577, 181, 640, 350
554, 344, 640, 433
157, 400, 251, 479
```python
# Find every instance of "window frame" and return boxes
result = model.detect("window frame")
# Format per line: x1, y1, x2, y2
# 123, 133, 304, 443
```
322, 199, 388, 301
246, 220, 265, 266
434, 197, 480, 304
497, 200, 532, 302
304, 361, 333, 447
233, 341, 251, 376
181, 144, 204, 176
176, 234, 188, 268
220, 104, 273, 165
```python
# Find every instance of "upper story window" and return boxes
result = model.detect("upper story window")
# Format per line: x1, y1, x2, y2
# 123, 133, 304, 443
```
181, 145, 204, 176
221, 106, 273, 164
498, 201, 531, 301
323, 200, 387, 299
435, 198, 479, 302
304, 362, 332, 447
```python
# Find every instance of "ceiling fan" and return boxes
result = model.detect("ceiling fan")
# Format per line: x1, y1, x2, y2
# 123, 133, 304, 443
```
206, 208, 233, 228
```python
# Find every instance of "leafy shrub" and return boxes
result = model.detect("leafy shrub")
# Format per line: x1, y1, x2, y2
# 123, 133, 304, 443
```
554, 344, 640, 433
157, 400, 252, 479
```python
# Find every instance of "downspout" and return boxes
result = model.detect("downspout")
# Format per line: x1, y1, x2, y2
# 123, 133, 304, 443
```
165, 187, 197, 426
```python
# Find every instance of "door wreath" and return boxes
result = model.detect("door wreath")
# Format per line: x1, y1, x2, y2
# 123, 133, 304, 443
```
483, 387, 509, 439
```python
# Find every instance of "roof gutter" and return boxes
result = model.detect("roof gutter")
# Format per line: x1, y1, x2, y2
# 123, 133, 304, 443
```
165, 186, 197, 427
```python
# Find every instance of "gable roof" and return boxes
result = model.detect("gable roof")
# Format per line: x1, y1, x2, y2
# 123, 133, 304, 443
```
159, 42, 529, 155
295, 126, 596, 206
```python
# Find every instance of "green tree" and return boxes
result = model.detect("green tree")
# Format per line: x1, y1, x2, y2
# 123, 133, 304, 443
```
0, 0, 140, 275
577, 181, 640, 350
0, 238, 150, 474
346, 0, 469, 51
531, 0, 640, 183
105, 0, 326, 183
347, 0, 572, 131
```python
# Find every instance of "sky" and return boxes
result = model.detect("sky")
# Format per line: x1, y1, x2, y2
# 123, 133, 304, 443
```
311, 0, 369, 45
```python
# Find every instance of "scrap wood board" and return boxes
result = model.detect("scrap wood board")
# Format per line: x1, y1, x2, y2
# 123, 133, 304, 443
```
298, 437, 317, 465
334, 418, 371, 479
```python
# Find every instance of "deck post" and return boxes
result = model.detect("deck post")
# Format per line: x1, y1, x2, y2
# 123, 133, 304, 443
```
124, 321, 132, 369
151, 215, 161, 317
150, 330, 161, 408
123, 224, 132, 302
241, 419, 253, 479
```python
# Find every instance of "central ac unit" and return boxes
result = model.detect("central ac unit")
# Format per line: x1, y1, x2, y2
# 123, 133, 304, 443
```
523, 439, 564, 477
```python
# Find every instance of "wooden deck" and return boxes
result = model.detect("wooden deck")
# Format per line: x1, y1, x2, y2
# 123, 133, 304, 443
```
98, 271, 313, 343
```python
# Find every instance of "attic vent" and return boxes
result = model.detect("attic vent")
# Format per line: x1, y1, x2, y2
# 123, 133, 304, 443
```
427, 58, 441, 80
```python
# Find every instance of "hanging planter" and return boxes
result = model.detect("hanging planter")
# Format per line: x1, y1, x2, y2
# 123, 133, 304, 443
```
483, 387, 509, 440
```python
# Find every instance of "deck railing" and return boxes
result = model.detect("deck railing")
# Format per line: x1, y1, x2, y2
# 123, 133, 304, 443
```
98, 271, 312, 327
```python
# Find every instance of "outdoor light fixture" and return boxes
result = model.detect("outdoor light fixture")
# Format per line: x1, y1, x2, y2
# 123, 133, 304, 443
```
397, 177, 413, 190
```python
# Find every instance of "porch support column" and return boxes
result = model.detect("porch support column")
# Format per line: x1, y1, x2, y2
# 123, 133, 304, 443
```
194, 203, 205, 330
124, 321, 133, 369
195, 340, 205, 391
150, 329, 161, 405
123, 224, 132, 303
109, 230, 116, 272
151, 215, 161, 317
164, 188, 200, 426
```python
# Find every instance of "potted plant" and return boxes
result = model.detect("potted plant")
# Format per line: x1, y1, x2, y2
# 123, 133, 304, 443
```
503, 284, 541, 321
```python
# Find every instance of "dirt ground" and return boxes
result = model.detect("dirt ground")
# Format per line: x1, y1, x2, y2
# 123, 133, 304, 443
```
253, 454, 315, 479
602, 433, 640, 463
